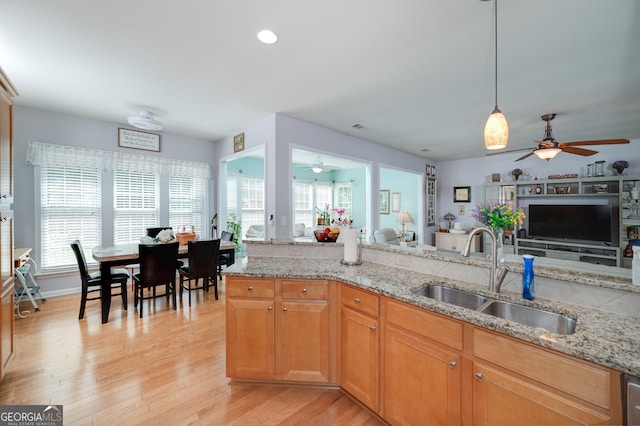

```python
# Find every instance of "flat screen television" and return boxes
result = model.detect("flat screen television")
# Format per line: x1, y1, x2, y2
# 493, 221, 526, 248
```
527, 204, 616, 245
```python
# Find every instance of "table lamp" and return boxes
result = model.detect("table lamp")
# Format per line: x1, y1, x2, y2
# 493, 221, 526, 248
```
396, 211, 413, 239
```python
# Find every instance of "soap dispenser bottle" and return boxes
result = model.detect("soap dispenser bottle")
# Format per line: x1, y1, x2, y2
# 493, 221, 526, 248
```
522, 254, 535, 300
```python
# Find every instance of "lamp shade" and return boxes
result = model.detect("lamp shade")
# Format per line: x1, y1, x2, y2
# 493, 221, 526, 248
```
396, 211, 412, 225
533, 147, 561, 160
484, 108, 509, 150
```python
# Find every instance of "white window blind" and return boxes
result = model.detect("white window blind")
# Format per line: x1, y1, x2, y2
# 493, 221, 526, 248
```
114, 170, 159, 244
335, 183, 353, 219
241, 177, 264, 229
169, 175, 206, 237
293, 182, 313, 227
40, 165, 101, 270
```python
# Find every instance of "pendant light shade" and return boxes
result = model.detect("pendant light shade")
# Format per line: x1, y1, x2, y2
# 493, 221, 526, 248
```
484, 106, 509, 149
484, 0, 508, 150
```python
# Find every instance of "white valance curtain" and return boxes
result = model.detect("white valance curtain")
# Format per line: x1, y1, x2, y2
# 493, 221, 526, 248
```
26, 141, 212, 178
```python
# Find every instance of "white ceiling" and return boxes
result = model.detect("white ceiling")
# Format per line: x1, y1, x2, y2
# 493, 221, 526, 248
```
1, 1, 639, 162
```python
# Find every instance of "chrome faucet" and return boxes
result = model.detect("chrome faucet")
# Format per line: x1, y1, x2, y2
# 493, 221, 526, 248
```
461, 227, 508, 293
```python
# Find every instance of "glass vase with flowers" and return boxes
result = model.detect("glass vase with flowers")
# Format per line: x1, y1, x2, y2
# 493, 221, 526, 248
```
472, 202, 525, 262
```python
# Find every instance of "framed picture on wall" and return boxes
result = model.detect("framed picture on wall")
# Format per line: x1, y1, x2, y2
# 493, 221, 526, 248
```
426, 178, 436, 226
379, 190, 390, 214
391, 192, 401, 212
233, 133, 245, 153
453, 186, 471, 202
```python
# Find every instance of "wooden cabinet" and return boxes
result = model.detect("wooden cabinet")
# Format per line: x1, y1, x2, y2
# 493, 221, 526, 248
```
0, 66, 16, 382
280, 280, 331, 382
470, 328, 619, 425
435, 232, 481, 252
226, 277, 333, 383
384, 299, 462, 425
0, 70, 16, 205
340, 284, 379, 411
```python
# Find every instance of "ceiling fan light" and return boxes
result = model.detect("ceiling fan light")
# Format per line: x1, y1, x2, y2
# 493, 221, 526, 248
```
484, 109, 509, 150
533, 147, 562, 160
127, 111, 163, 131
312, 165, 323, 173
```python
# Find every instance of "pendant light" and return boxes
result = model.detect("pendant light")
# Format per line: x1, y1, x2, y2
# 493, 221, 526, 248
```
484, 0, 509, 150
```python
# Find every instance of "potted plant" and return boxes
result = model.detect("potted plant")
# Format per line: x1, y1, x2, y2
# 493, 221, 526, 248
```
226, 213, 242, 251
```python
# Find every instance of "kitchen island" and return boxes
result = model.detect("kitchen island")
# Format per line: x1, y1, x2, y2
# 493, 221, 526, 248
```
223, 240, 639, 424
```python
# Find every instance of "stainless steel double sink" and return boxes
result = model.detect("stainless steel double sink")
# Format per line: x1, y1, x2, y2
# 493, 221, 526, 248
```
413, 285, 577, 335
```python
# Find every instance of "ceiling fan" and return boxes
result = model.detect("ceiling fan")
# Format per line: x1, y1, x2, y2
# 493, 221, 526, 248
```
295, 156, 339, 173
490, 113, 630, 161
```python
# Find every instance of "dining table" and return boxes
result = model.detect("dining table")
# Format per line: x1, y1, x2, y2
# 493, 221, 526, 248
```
92, 240, 236, 323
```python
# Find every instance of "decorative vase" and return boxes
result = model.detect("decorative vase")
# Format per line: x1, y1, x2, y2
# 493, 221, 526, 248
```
511, 168, 522, 181
491, 227, 505, 263
522, 254, 535, 300
613, 165, 626, 175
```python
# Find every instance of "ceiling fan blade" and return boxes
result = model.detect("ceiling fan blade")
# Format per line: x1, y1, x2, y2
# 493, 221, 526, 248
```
560, 139, 630, 147
515, 151, 535, 162
485, 147, 535, 156
561, 146, 598, 156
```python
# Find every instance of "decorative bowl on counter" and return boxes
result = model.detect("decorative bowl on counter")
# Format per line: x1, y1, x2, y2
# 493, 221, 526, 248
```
314, 229, 340, 242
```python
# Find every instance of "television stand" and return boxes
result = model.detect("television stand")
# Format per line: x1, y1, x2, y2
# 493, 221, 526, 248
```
516, 238, 620, 267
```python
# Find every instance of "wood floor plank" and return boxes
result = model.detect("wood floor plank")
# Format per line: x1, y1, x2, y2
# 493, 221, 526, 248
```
0, 278, 384, 425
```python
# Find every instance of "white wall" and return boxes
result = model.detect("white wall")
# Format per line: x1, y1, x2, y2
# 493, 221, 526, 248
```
435, 140, 640, 232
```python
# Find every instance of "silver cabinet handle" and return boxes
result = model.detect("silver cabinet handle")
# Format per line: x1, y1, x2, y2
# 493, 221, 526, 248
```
267, 306, 272, 311
449, 361, 457, 368
302, 288, 307, 293
370, 325, 376, 331
475, 372, 483, 380
283, 307, 288, 312
248, 286, 254, 291
354, 297, 361, 304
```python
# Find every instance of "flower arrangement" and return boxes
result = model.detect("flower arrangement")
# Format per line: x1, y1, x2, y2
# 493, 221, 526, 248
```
331, 207, 352, 226
154, 228, 175, 243
612, 160, 629, 175
472, 202, 525, 230
316, 204, 331, 226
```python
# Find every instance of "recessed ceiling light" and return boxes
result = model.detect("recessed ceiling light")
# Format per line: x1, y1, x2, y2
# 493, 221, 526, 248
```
420, 148, 431, 152
257, 29, 278, 44
351, 124, 364, 129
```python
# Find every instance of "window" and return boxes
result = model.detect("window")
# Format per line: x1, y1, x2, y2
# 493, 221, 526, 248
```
114, 170, 159, 244
227, 174, 264, 238
293, 182, 313, 227
40, 165, 101, 270
169, 175, 206, 237
29, 142, 212, 270
334, 183, 353, 220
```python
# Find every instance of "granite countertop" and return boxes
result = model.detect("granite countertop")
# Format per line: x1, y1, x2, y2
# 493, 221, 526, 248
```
224, 256, 640, 377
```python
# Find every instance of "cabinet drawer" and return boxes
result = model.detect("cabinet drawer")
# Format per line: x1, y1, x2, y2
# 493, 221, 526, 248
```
386, 299, 463, 350
473, 328, 610, 409
341, 285, 379, 317
281, 280, 328, 300
227, 278, 275, 298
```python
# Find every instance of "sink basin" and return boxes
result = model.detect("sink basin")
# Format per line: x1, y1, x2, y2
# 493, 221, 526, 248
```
414, 285, 489, 310
480, 301, 576, 335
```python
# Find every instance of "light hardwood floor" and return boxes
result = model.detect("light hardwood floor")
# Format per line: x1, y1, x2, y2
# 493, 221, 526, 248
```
1, 278, 383, 425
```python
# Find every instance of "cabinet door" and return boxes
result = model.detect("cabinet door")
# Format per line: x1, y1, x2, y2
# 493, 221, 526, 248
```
472, 362, 610, 425
0, 210, 13, 381
435, 233, 455, 250
340, 306, 379, 412
384, 325, 461, 425
226, 298, 275, 379
0, 91, 12, 205
280, 301, 329, 382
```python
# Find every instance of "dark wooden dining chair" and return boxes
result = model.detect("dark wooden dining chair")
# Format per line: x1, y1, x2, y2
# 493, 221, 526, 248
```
133, 242, 179, 318
146, 227, 172, 238
71, 240, 129, 320
178, 239, 221, 306
217, 231, 234, 279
